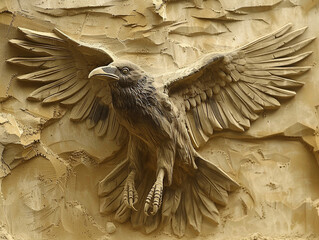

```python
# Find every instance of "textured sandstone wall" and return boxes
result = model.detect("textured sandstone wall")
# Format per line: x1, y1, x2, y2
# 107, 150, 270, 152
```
0, 0, 319, 239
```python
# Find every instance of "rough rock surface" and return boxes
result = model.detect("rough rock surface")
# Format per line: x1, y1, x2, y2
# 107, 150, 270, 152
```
0, 0, 319, 239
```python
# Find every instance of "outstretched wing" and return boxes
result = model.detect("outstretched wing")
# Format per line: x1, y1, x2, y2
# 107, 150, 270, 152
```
164, 23, 315, 148
7, 27, 128, 145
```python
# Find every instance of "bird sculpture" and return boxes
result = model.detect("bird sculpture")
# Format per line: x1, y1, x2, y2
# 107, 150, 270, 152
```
7, 24, 314, 236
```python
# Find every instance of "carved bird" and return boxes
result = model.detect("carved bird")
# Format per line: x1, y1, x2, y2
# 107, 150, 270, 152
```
7, 24, 314, 236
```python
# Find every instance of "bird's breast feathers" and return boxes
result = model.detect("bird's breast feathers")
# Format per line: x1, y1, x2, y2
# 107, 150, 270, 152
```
110, 81, 174, 143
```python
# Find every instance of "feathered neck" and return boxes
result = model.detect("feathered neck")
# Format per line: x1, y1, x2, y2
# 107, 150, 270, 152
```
110, 76, 158, 111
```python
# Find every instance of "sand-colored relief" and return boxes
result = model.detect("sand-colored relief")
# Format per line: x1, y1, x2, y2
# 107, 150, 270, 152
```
0, 0, 319, 239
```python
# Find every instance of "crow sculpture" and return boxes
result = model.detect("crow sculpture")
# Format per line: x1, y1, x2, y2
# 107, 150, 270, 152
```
7, 24, 314, 236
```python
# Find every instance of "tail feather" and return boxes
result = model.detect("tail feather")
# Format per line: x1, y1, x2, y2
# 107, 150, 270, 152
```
196, 156, 239, 191
161, 188, 182, 234
171, 193, 187, 237
98, 159, 129, 215
162, 188, 181, 218
115, 201, 131, 223
160, 156, 236, 236
144, 212, 160, 234
98, 159, 129, 197
98, 156, 239, 237
99, 186, 124, 214
185, 183, 202, 233
193, 182, 219, 224
196, 173, 229, 206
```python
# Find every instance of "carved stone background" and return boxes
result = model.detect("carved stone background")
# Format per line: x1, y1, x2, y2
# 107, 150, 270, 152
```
1, 0, 319, 239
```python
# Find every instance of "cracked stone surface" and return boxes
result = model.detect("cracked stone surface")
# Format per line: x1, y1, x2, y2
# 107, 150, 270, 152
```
0, 0, 319, 239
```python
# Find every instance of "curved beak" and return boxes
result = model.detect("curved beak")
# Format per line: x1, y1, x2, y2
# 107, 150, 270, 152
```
88, 66, 119, 82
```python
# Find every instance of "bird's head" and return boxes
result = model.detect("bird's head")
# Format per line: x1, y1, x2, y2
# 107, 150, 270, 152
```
88, 60, 147, 88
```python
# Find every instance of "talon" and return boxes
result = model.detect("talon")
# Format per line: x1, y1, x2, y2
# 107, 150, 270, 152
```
129, 197, 133, 207
151, 185, 162, 215
144, 202, 150, 216
151, 205, 158, 215
131, 188, 138, 211
133, 189, 138, 205
131, 203, 137, 211
144, 187, 154, 215
129, 189, 134, 205
123, 185, 128, 206
123, 171, 138, 211
143, 175, 164, 216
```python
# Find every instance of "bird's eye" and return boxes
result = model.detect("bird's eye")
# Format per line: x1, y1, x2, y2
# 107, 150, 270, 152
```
122, 67, 129, 74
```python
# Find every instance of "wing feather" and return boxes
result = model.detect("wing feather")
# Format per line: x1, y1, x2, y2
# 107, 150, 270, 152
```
27, 72, 77, 101
215, 93, 244, 132
247, 38, 315, 61
223, 87, 258, 121
246, 51, 312, 68
43, 80, 88, 103
240, 23, 293, 50
95, 108, 110, 137
205, 101, 223, 130
9, 39, 68, 56
6, 56, 72, 68
220, 90, 250, 129
165, 23, 314, 148
61, 84, 91, 105
196, 104, 214, 136
8, 27, 128, 145
18, 27, 66, 45
17, 64, 76, 82
185, 111, 208, 148
208, 98, 228, 129
244, 26, 308, 55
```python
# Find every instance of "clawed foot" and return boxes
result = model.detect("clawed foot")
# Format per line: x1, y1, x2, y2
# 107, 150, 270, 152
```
123, 171, 138, 211
144, 169, 165, 216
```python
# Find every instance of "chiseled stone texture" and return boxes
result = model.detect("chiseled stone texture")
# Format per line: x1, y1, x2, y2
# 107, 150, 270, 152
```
0, 0, 319, 239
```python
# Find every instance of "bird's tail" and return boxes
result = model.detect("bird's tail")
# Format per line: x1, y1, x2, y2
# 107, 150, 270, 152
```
98, 158, 132, 223
160, 155, 239, 236
98, 156, 239, 236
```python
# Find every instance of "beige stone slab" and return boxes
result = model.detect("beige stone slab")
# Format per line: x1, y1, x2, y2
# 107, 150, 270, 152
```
0, 1, 319, 239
